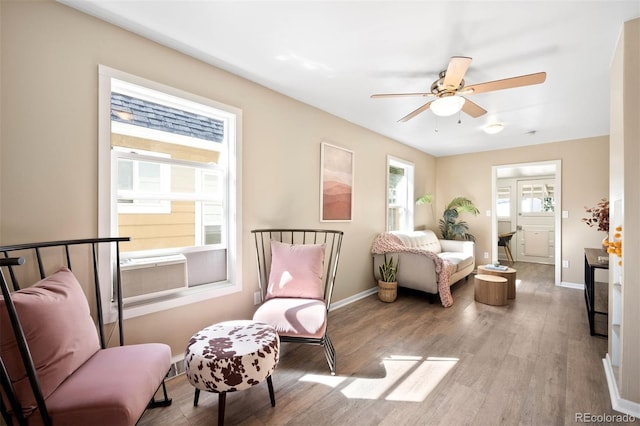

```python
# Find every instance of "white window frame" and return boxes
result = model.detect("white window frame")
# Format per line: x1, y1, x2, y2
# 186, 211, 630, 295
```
98, 65, 242, 321
386, 156, 415, 232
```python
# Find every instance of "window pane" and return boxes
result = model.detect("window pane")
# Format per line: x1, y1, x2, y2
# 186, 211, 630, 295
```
118, 160, 133, 190
387, 159, 414, 232
115, 163, 222, 252
497, 187, 510, 217
138, 161, 162, 192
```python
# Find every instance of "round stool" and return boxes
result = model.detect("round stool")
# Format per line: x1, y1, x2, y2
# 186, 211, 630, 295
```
474, 274, 508, 306
477, 265, 517, 299
184, 320, 280, 425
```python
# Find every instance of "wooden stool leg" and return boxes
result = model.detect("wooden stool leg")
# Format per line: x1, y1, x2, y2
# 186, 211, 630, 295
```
505, 244, 514, 265
267, 375, 276, 407
218, 392, 226, 426
193, 388, 200, 407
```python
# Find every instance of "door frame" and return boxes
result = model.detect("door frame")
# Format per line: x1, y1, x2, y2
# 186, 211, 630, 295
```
491, 159, 562, 285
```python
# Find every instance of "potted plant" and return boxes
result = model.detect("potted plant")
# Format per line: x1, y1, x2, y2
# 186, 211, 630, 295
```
439, 196, 480, 241
378, 254, 398, 303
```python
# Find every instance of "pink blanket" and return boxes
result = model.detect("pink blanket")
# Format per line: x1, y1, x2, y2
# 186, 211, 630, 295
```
371, 232, 454, 307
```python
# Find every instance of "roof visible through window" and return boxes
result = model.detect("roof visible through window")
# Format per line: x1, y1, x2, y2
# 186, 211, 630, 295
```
111, 92, 224, 143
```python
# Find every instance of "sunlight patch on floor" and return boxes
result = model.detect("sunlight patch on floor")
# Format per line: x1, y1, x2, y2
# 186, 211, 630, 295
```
340, 355, 420, 400
339, 355, 459, 402
299, 373, 346, 387
386, 357, 458, 402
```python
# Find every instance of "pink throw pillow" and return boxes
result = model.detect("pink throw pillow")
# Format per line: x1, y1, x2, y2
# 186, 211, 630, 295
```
266, 241, 325, 300
0, 267, 101, 415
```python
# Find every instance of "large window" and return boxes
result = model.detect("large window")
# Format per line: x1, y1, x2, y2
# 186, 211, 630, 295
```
98, 66, 241, 318
387, 157, 414, 232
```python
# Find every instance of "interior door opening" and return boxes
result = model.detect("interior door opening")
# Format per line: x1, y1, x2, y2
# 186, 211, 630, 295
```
491, 160, 562, 285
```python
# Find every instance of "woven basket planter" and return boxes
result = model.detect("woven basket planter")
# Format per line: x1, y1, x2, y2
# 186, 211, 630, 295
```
378, 280, 398, 303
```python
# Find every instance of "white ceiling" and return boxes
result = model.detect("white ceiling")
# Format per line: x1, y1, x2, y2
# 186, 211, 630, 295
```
60, 0, 639, 157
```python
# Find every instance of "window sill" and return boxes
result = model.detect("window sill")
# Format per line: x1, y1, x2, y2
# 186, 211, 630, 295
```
117, 280, 241, 320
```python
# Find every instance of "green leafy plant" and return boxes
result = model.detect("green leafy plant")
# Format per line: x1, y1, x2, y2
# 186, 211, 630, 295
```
415, 193, 434, 205
438, 196, 480, 241
378, 254, 398, 282
416, 193, 435, 218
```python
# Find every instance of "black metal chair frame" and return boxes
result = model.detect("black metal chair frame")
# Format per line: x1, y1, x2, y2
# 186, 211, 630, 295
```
252, 229, 343, 375
0, 237, 172, 426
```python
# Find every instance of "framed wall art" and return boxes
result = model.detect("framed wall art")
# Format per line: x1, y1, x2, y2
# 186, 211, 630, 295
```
320, 142, 354, 222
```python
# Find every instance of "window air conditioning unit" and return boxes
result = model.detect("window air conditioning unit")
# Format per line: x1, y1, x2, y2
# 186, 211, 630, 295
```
120, 254, 188, 303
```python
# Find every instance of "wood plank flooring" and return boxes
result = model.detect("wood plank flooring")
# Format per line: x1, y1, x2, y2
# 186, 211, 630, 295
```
139, 262, 626, 426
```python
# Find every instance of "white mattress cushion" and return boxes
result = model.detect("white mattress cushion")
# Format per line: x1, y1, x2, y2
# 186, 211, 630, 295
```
438, 251, 474, 273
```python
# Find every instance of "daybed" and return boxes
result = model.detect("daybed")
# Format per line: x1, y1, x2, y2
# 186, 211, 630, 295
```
372, 230, 475, 306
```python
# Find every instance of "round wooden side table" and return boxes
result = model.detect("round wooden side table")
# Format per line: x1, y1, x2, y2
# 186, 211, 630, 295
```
474, 274, 508, 306
477, 265, 517, 299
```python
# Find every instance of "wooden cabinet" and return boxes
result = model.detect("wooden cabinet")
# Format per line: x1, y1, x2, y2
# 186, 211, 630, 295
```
583, 248, 608, 337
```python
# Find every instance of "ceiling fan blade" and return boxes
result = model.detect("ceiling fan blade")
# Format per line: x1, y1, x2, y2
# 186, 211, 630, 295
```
443, 56, 472, 90
464, 72, 547, 94
398, 101, 434, 122
461, 98, 487, 118
371, 92, 434, 99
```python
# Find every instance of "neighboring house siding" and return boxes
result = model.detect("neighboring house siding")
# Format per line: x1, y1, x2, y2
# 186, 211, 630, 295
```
111, 134, 219, 253
119, 201, 195, 252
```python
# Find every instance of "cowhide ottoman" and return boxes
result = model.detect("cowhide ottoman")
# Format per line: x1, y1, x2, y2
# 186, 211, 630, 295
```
184, 320, 280, 425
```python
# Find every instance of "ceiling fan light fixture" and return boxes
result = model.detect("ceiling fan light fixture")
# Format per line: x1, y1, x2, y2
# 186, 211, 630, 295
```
484, 122, 505, 135
431, 96, 465, 117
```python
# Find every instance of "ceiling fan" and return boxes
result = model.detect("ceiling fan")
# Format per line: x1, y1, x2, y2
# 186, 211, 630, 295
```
371, 56, 546, 122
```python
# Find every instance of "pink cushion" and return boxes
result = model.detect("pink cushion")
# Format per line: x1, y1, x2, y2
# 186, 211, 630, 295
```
266, 241, 325, 300
253, 298, 327, 339
42, 343, 171, 426
0, 268, 101, 416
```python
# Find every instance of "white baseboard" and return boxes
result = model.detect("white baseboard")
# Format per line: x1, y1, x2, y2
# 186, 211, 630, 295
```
603, 354, 640, 418
560, 281, 584, 290
330, 287, 377, 311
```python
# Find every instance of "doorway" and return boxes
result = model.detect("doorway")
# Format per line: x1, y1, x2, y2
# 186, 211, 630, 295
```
491, 160, 562, 285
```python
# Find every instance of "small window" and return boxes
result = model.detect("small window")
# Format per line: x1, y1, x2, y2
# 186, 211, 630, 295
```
520, 180, 555, 214
387, 157, 414, 232
496, 187, 511, 218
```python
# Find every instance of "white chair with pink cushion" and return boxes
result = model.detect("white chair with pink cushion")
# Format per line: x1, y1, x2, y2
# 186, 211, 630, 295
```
251, 229, 343, 375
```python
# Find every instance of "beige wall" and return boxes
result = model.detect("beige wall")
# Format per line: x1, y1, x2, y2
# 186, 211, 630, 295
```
0, 1, 436, 355
435, 136, 609, 284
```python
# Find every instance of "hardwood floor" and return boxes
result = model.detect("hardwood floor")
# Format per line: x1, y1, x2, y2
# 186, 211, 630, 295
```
139, 262, 626, 426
